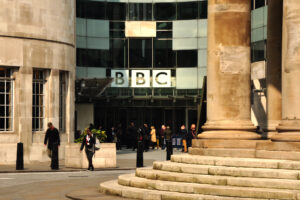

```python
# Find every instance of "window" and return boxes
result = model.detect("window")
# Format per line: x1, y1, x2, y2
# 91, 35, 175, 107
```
110, 39, 128, 68
129, 39, 152, 68
85, 1, 106, 20
32, 70, 45, 131
76, 0, 86, 18
177, 50, 198, 67
199, 1, 208, 19
177, 2, 198, 20
251, 40, 266, 62
154, 3, 176, 21
128, 3, 152, 21
154, 40, 175, 68
255, 0, 267, 9
107, 2, 126, 20
59, 72, 67, 132
0, 68, 13, 131
77, 49, 110, 67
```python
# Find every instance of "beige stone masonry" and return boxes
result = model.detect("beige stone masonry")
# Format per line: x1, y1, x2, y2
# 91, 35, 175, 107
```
272, 0, 300, 141
265, 0, 282, 136
200, 0, 259, 140
101, 180, 262, 200
136, 168, 300, 190
153, 161, 300, 180
118, 174, 297, 199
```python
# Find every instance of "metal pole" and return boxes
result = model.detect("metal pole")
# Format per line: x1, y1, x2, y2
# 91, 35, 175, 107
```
136, 141, 144, 167
16, 142, 24, 170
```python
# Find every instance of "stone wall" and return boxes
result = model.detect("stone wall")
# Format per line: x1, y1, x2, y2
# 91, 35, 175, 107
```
0, 0, 75, 164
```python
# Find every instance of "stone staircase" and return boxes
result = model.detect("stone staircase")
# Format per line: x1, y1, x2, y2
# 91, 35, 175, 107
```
100, 154, 300, 200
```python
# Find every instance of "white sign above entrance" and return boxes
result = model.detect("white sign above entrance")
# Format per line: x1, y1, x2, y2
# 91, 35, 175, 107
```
110, 70, 171, 88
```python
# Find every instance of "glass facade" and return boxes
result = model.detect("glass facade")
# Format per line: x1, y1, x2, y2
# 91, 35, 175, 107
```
75, 0, 268, 132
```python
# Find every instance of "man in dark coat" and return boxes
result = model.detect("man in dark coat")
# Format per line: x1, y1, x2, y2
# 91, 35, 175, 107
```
128, 122, 138, 151
44, 122, 60, 158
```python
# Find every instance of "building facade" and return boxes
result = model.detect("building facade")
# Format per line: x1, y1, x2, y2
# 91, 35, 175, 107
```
0, 0, 76, 164
75, 0, 268, 135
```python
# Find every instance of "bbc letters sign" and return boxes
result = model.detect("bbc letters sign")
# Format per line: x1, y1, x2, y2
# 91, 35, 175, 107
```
111, 70, 171, 88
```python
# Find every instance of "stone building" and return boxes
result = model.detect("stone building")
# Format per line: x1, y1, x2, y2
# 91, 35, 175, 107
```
0, 0, 75, 164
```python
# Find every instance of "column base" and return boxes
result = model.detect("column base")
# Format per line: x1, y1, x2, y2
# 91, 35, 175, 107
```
271, 120, 300, 141
263, 120, 281, 139
199, 120, 260, 140
198, 131, 261, 140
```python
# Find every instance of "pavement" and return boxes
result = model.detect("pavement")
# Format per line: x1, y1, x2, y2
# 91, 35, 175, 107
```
0, 147, 184, 200
0, 147, 183, 173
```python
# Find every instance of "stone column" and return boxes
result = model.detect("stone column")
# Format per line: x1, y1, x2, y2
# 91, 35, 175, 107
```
272, 0, 300, 141
16, 67, 33, 162
265, 0, 283, 138
66, 70, 75, 143
47, 69, 60, 127
199, 0, 260, 140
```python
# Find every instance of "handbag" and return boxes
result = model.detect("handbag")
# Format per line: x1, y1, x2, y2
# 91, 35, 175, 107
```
95, 137, 100, 151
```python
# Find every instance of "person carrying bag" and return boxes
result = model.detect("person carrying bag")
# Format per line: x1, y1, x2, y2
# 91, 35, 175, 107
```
80, 128, 96, 171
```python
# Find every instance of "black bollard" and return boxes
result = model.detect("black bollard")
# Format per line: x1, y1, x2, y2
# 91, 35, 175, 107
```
166, 140, 173, 160
51, 143, 59, 170
16, 142, 24, 170
136, 141, 144, 168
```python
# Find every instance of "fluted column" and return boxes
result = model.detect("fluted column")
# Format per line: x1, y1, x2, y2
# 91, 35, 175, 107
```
199, 0, 260, 140
265, 0, 283, 137
272, 0, 300, 141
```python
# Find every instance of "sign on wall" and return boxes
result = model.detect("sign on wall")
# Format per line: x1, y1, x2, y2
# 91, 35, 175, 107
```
125, 21, 156, 37
153, 70, 171, 88
110, 70, 171, 88
131, 70, 150, 87
111, 70, 129, 87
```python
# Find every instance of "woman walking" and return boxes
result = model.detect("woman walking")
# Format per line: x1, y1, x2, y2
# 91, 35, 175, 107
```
80, 128, 96, 171
150, 126, 157, 150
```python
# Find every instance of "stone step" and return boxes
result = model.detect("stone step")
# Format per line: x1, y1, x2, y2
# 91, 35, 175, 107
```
171, 154, 300, 170
153, 161, 300, 180
118, 173, 298, 199
135, 168, 300, 190
100, 179, 267, 200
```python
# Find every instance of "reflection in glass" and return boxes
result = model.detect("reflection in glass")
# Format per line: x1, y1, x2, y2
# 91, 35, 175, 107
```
129, 39, 152, 68
110, 39, 128, 68
154, 3, 176, 21
177, 2, 198, 20
251, 40, 266, 62
154, 40, 175, 68
128, 3, 152, 21
157, 22, 172, 30
199, 1, 208, 19
255, 0, 266, 9
156, 31, 172, 38
177, 50, 198, 67
85, 1, 106, 20
107, 2, 126, 20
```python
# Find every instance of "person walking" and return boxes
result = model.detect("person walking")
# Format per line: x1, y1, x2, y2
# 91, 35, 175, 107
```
160, 125, 166, 149
187, 124, 197, 151
165, 126, 172, 150
44, 122, 60, 158
150, 126, 157, 150
180, 125, 188, 152
80, 128, 96, 171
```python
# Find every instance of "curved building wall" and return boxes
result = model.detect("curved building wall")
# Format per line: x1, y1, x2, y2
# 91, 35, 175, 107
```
0, 0, 75, 164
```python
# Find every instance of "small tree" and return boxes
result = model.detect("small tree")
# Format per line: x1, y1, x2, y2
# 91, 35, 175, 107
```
75, 128, 107, 143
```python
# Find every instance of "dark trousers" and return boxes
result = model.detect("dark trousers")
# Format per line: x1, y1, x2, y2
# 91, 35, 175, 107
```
85, 150, 94, 169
